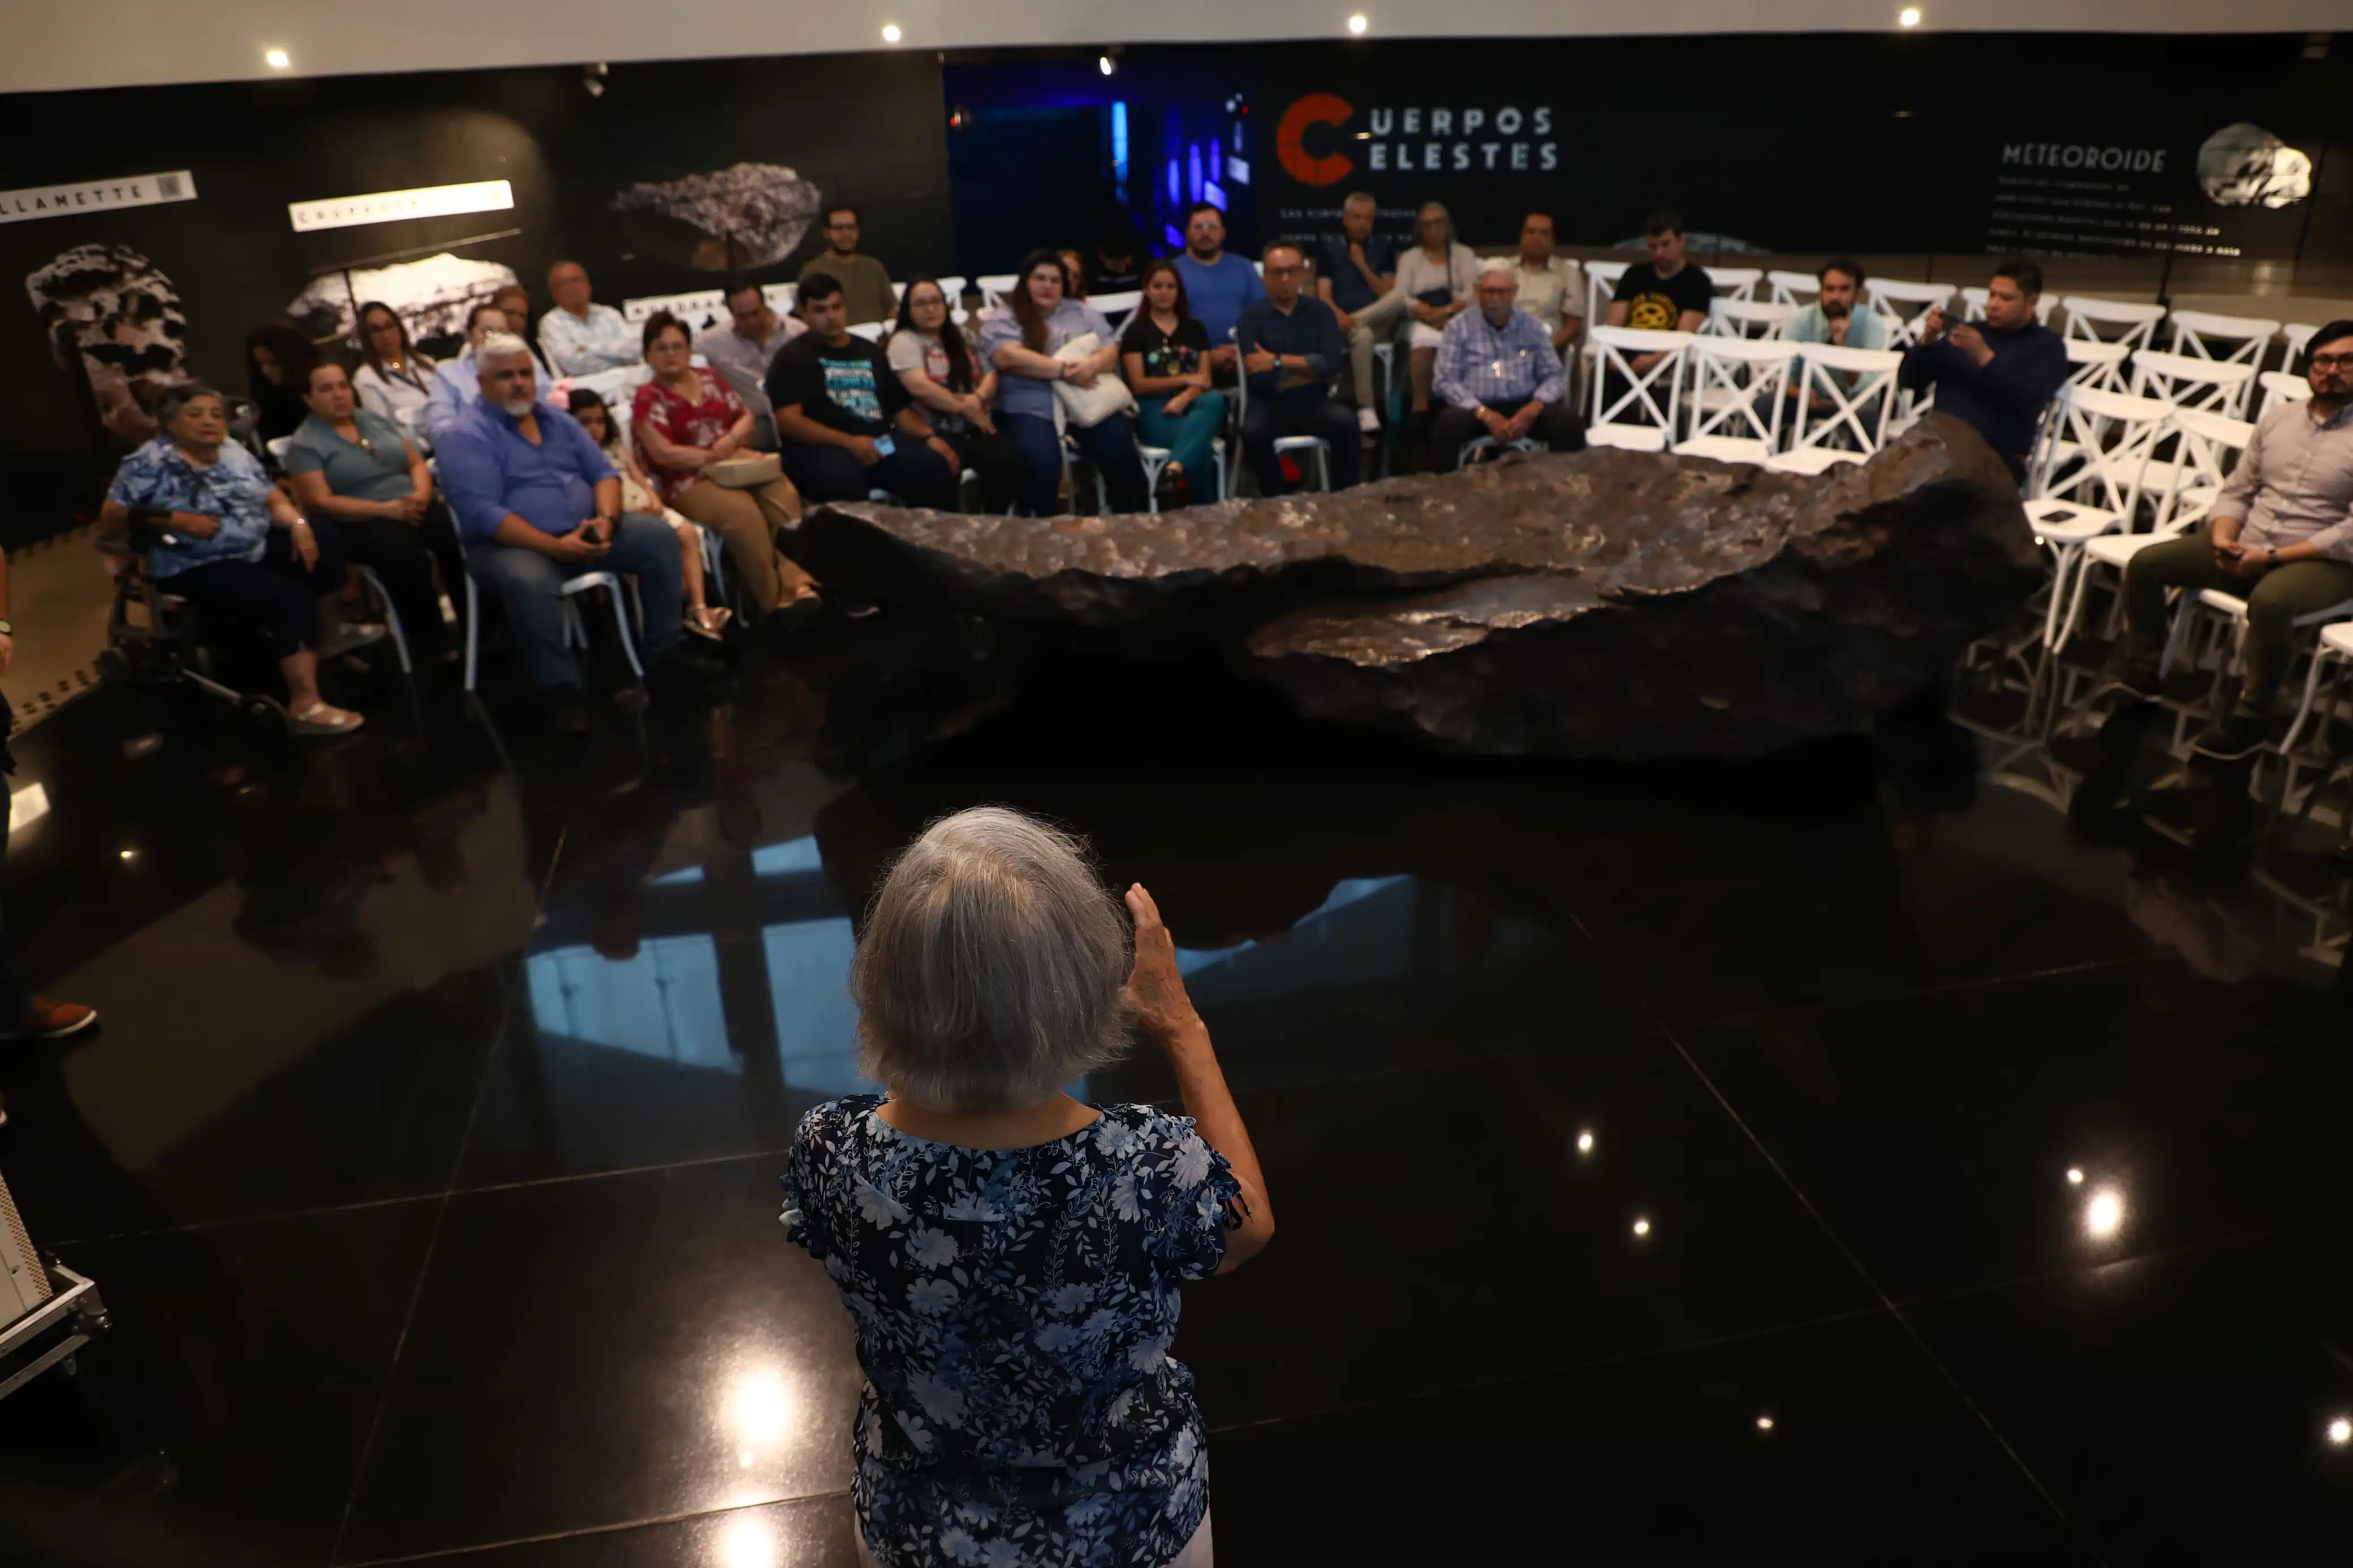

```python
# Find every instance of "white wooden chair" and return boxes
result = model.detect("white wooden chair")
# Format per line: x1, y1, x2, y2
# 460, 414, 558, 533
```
1584, 326, 1691, 452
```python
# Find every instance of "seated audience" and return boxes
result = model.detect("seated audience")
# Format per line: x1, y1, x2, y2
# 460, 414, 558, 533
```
491, 282, 553, 374
696, 278, 807, 450
100, 382, 365, 735
1236, 243, 1358, 494
246, 321, 320, 446
1086, 224, 1148, 295
423, 303, 510, 444
1173, 202, 1263, 379
2114, 320, 2353, 761
1121, 260, 1228, 503
351, 301, 437, 434
979, 250, 1150, 516
767, 274, 961, 510
1607, 209, 1715, 373
567, 388, 731, 642
1506, 212, 1587, 361
1782, 257, 1889, 416
537, 261, 637, 378
631, 310, 815, 621
799, 205, 896, 327
1317, 191, 1400, 434
1431, 260, 1583, 470
283, 360, 458, 666
1897, 258, 2066, 483
434, 333, 709, 734
888, 278, 1018, 512
1392, 201, 1480, 427
1059, 249, 1092, 301
782, 809, 1272, 1568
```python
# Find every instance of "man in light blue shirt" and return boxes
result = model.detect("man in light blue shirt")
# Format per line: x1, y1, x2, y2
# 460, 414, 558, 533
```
536, 260, 639, 377
1172, 202, 1262, 381
421, 302, 510, 446
1783, 257, 1890, 422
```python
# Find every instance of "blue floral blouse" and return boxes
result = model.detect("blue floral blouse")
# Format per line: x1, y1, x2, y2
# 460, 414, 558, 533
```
783, 1096, 1241, 1568
106, 435, 275, 578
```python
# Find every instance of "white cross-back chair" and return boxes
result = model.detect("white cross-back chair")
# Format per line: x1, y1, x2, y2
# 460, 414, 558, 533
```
2049, 407, 2251, 654
1709, 266, 1762, 302
1585, 326, 1691, 452
2063, 337, 2132, 394
1865, 280, 1946, 348
976, 274, 1019, 310
1673, 337, 1793, 463
2033, 385, 2175, 517
2256, 370, 2313, 418
1228, 328, 1331, 495
2130, 349, 2257, 419
762, 282, 799, 316
2061, 296, 2166, 351
1703, 299, 1793, 340
2281, 322, 2320, 372
1091, 290, 1143, 335
2167, 309, 2280, 368
1784, 343, 1904, 458
1583, 259, 1631, 339
1765, 270, 1820, 309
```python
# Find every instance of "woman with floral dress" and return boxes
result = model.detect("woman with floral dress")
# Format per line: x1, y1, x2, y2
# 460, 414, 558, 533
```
783, 807, 1275, 1567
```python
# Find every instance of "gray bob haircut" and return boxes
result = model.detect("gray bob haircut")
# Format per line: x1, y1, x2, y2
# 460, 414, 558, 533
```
851, 807, 1133, 1112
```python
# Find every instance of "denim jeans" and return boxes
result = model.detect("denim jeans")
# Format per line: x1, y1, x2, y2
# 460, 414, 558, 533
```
1000, 411, 1150, 515
467, 512, 682, 690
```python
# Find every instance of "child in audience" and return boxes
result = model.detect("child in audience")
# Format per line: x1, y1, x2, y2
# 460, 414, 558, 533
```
564, 389, 729, 642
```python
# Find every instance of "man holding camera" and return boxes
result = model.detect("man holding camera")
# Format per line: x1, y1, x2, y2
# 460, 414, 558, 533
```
1895, 257, 2066, 484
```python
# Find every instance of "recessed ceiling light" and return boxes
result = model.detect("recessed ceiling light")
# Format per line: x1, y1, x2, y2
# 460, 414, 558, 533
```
2066, 1167, 2084, 1185
1099, 55, 1115, 76
1576, 1130, 1594, 1154
264, 47, 291, 70
1347, 13, 1369, 33
1898, 7, 1921, 25
880, 23, 902, 43
2328, 1415, 2351, 1446
1756, 1414, 1775, 1431
1631, 1216, 1651, 1237
2083, 1185, 2125, 1239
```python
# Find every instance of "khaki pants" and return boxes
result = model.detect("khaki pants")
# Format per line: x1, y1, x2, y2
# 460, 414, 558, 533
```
1341, 291, 1410, 409
2123, 526, 2353, 717
668, 476, 811, 614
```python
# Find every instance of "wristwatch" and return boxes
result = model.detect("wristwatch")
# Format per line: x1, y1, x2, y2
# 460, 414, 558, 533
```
0, 620, 15, 636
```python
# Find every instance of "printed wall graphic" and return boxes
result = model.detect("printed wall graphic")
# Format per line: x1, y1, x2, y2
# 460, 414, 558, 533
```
24, 243, 189, 444
1, 171, 196, 226
609, 162, 822, 270
2197, 123, 2313, 209
283, 252, 519, 346
287, 179, 515, 234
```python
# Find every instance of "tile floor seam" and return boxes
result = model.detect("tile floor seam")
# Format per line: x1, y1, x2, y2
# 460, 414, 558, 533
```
332, 1489, 852, 1567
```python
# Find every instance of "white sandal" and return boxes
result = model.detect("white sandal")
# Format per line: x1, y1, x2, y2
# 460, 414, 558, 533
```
290, 701, 365, 736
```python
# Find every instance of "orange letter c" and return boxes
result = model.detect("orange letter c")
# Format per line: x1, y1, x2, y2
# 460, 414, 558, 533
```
1277, 93, 1355, 186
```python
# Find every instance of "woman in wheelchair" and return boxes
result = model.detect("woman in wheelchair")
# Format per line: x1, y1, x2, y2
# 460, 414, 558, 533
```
99, 383, 369, 736
283, 360, 458, 666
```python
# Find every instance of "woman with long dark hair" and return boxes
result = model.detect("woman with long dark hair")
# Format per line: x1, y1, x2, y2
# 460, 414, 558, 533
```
887, 278, 1016, 512
245, 321, 320, 446
350, 302, 437, 434
975, 250, 1149, 515
1121, 260, 1226, 503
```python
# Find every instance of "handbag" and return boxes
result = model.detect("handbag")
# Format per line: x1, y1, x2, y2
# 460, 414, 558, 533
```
1049, 332, 1138, 429
705, 452, 781, 489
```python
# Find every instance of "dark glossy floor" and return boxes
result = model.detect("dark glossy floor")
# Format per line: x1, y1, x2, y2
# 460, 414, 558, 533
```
1, 606, 2350, 1568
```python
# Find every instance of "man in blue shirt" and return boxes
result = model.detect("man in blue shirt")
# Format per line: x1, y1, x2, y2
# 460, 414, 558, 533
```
1235, 243, 1358, 494
1316, 192, 1402, 434
1898, 258, 2068, 483
1173, 202, 1262, 383
1430, 260, 1581, 470
434, 334, 706, 732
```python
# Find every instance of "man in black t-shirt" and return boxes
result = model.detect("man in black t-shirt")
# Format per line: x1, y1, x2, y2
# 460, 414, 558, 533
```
1606, 209, 1714, 374
766, 272, 962, 509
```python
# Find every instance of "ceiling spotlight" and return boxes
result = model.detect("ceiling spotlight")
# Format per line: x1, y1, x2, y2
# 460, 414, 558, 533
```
1756, 1414, 1775, 1431
881, 23, 902, 42
2083, 1185, 2126, 1240
1898, 6, 1921, 24
264, 47, 291, 70
1347, 13, 1369, 33
2326, 1415, 2351, 1446
1576, 1130, 1594, 1155
118, 848, 136, 862
2066, 1167, 2084, 1185
1099, 55, 1115, 76
1631, 1216, 1651, 1237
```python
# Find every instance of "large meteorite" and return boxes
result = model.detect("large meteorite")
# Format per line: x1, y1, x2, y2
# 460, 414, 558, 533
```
782, 416, 2041, 759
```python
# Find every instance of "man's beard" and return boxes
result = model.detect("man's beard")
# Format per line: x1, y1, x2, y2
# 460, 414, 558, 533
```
499, 393, 535, 416
1822, 300, 1850, 320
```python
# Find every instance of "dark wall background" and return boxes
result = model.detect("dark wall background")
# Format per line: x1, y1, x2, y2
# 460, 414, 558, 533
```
0, 53, 952, 534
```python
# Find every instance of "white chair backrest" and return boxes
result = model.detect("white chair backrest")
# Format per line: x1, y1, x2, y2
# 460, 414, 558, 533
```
265, 435, 292, 461
2063, 337, 2132, 394
2167, 309, 2281, 366
2155, 408, 2255, 530
2129, 348, 2257, 418
1960, 285, 2056, 325
761, 282, 798, 315
1584, 258, 1632, 334
935, 275, 967, 304
2256, 369, 2313, 417
1709, 266, 1762, 301
1091, 289, 1143, 334
1865, 279, 1946, 347
2282, 322, 2320, 365
1704, 299, 1794, 340
2060, 295, 2166, 351
1766, 269, 1820, 308
1587, 326, 1691, 434
976, 273, 1019, 309
1787, 343, 1905, 455
848, 320, 887, 343
1683, 336, 1792, 447
622, 289, 726, 327
2038, 385, 2174, 515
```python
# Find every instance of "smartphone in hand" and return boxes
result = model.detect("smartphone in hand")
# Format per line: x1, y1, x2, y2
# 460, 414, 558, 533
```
872, 433, 897, 457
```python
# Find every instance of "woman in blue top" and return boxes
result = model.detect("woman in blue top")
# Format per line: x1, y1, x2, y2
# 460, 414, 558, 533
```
784, 807, 1275, 1568
978, 251, 1152, 516
98, 383, 367, 735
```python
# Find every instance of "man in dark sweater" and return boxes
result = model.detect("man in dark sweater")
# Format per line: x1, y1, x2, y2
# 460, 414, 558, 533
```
1897, 258, 2067, 484
1235, 242, 1359, 494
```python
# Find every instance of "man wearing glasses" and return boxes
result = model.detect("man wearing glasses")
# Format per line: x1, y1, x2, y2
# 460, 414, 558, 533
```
798, 205, 896, 326
1234, 242, 1358, 494
2114, 320, 2353, 761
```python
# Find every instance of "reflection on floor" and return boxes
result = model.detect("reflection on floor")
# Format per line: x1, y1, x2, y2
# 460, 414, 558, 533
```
0, 598, 2349, 1567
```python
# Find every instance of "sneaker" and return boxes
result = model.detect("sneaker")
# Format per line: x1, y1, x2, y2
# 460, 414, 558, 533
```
2191, 712, 2267, 762
1356, 405, 1381, 435
3, 999, 97, 1040
547, 686, 590, 736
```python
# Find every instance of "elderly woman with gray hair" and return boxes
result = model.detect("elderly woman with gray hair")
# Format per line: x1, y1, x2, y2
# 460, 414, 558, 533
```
785, 807, 1273, 1568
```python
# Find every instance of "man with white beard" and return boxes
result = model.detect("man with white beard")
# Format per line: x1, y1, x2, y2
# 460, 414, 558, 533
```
434, 334, 716, 734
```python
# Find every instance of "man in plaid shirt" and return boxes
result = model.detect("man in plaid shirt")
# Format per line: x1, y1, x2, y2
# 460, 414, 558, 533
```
1431, 259, 1584, 471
